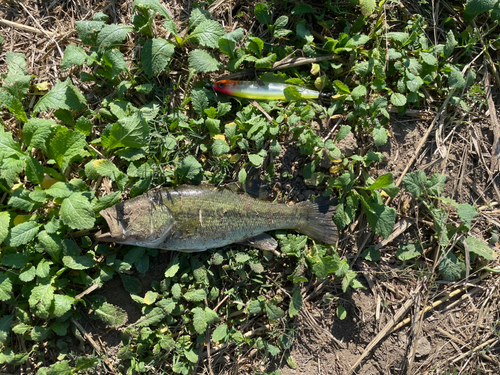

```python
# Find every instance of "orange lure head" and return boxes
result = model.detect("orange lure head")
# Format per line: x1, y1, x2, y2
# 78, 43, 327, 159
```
212, 80, 239, 95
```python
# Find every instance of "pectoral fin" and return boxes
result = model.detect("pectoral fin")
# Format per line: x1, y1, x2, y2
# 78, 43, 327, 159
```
238, 233, 277, 250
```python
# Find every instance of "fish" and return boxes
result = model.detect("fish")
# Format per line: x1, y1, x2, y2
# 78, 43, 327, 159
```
212, 80, 321, 100
95, 184, 338, 252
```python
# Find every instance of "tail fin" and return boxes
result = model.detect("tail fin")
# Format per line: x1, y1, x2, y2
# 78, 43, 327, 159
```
296, 197, 338, 244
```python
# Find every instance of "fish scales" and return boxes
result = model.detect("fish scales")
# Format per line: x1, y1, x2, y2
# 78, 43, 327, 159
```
157, 187, 303, 250
95, 184, 338, 252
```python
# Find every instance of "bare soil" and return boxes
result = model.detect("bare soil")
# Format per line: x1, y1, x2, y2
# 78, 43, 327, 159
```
1, 1, 500, 375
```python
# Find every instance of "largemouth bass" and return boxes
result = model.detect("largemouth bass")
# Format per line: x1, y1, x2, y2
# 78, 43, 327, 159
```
95, 185, 338, 252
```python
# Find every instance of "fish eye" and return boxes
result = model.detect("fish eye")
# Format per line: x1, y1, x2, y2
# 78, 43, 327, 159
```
218, 82, 225, 88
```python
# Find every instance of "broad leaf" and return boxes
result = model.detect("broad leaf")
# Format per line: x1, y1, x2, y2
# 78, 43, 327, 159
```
101, 111, 149, 150
60, 193, 96, 230
142, 38, 175, 76
96, 24, 134, 49
6, 221, 39, 247
34, 79, 87, 114
49, 127, 88, 172
188, 49, 221, 73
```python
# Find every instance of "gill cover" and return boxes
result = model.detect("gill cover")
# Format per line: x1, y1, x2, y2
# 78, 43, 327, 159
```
95, 190, 175, 247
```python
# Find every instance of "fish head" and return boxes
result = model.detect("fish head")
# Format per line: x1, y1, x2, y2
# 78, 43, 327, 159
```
212, 80, 238, 95
95, 191, 175, 247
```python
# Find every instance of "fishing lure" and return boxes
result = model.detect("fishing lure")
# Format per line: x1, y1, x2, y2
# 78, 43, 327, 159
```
212, 79, 321, 100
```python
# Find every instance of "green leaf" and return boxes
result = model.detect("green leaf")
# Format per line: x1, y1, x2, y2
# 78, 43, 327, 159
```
120, 274, 142, 294
265, 303, 284, 321
439, 252, 464, 281
449, 69, 465, 89
188, 49, 221, 73
254, 3, 271, 24
6, 221, 39, 247
142, 38, 175, 76
386, 32, 409, 45
90, 298, 128, 328
361, 246, 381, 261
187, 20, 225, 49
360, 0, 376, 16
364, 197, 397, 239
2, 253, 29, 268
351, 85, 367, 100
33, 79, 87, 114
96, 24, 134, 48
60, 193, 96, 230
0, 315, 14, 344
464, 0, 498, 21
397, 242, 423, 261
284, 86, 302, 101
369, 173, 394, 190
443, 31, 457, 58
238, 168, 247, 185
75, 116, 93, 136
24, 156, 45, 184
103, 49, 128, 79
212, 138, 230, 156
102, 111, 150, 150
248, 153, 264, 167
0, 128, 23, 159
61, 44, 87, 70
176, 155, 202, 181
344, 34, 370, 48
183, 288, 207, 302
36, 259, 51, 278
133, 0, 173, 20
390, 92, 407, 106
49, 127, 88, 172
337, 305, 347, 320
6, 52, 27, 75
46, 182, 73, 198
0, 211, 10, 245
464, 236, 495, 260
420, 52, 438, 66
19, 264, 36, 283
29, 280, 54, 313
289, 288, 303, 317
191, 89, 209, 116
192, 307, 207, 334
212, 323, 227, 343
457, 203, 478, 230
0, 273, 13, 301
0, 91, 27, 122
164, 257, 180, 278
23, 118, 58, 153
62, 255, 96, 269
402, 170, 427, 197
372, 125, 388, 147
52, 294, 74, 318
75, 19, 106, 44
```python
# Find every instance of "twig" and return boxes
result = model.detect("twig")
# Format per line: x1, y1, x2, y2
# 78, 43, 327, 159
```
451, 338, 498, 364
71, 318, 117, 373
486, 70, 500, 173
390, 273, 490, 333
75, 283, 100, 299
0, 18, 56, 36
437, 327, 500, 365
347, 281, 424, 375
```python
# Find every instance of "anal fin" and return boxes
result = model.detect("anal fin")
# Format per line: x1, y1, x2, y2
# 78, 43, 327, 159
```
238, 233, 277, 250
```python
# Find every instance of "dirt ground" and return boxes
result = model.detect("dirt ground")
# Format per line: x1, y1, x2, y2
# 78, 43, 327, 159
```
1, 1, 500, 375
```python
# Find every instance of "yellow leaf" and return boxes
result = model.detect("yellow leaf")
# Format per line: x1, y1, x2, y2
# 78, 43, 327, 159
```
42, 175, 59, 189
14, 215, 30, 226
213, 134, 225, 141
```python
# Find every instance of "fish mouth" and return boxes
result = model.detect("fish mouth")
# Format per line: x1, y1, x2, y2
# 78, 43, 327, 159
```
94, 230, 115, 242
